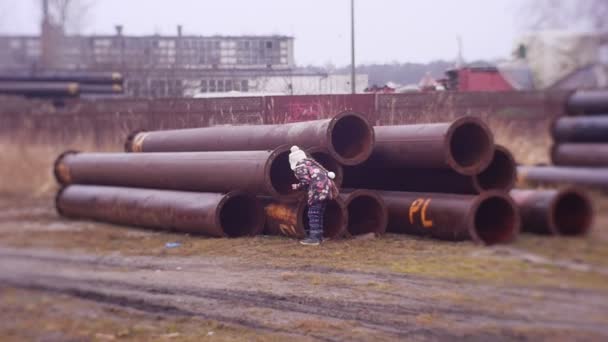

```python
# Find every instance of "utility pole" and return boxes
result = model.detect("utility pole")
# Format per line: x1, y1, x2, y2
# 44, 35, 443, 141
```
350, 0, 356, 94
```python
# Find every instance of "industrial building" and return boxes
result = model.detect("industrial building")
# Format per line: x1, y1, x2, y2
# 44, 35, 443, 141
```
0, 25, 368, 97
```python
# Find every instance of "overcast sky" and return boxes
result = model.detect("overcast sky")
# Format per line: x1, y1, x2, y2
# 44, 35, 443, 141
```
1, 0, 526, 66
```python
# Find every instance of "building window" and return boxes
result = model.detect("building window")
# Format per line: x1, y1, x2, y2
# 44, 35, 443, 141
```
217, 80, 224, 92
200, 80, 208, 92
241, 80, 249, 92
225, 80, 233, 91
209, 80, 216, 92
266, 41, 273, 49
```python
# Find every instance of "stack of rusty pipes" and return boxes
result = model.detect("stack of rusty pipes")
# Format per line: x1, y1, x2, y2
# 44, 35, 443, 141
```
55, 109, 591, 243
336, 116, 524, 244
55, 112, 374, 238
0, 71, 124, 98
518, 89, 608, 190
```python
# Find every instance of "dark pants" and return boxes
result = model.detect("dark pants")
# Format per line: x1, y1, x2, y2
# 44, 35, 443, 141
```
307, 201, 326, 239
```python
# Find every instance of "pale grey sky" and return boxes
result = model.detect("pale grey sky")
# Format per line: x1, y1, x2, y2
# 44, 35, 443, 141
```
1, 0, 526, 66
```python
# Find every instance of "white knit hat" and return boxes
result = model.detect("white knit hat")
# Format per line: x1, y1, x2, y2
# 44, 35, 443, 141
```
289, 145, 307, 170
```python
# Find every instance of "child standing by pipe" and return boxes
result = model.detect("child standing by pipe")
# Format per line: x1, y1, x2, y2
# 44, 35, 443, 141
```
289, 146, 339, 246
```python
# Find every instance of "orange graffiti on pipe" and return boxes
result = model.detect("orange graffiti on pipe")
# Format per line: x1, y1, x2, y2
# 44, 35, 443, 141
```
409, 198, 433, 228
264, 204, 298, 224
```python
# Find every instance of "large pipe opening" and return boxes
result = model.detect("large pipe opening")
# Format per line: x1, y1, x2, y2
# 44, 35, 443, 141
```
304, 199, 347, 239
448, 119, 493, 174
345, 194, 387, 235
309, 149, 344, 188
268, 147, 299, 197
472, 195, 519, 245
475, 147, 516, 191
219, 194, 263, 237
329, 112, 374, 165
553, 191, 593, 236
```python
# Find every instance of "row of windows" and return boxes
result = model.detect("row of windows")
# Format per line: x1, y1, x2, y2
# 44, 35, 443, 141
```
124, 79, 251, 97
200, 79, 249, 93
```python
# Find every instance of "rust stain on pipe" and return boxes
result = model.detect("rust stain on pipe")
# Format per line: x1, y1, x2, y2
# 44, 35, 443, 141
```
517, 165, 608, 190
370, 117, 494, 175
339, 190, 388, 237
510, 188, 593, 236
56, 185, 264, 237
54, 146, 301, 198
262, 197, 348, 239
124, 111, 375, 166
378, 191, 520, 245
552, 143, 608, 167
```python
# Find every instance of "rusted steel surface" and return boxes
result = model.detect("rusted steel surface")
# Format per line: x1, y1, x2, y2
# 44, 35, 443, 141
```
369, 117, 494, 175
552, 116, 608, 143
475, 145, 516, 192
307, 146, 344, 188
517, 165, 608, 190
56, 185, 264, 237
339, 190, 387, 236
261, 197, 347, 239
54, 147, 301, 198
552, 143, 608, 167
378, 191, 520, 245
342, 145, 515, 194
0, 81, 79, 97
510, 188, 593, 236
0, 71, 123, 84
567, 90, 608, 114
125, 111, 375, 166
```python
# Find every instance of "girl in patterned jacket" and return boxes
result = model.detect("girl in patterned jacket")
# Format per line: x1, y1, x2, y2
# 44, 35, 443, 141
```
289, 145, 339, 245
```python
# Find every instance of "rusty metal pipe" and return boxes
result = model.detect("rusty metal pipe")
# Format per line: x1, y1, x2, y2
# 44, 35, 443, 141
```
0, 81, 79, 97
56, 185, 264, 237
79, 84, 124, 94
54, 146, 301, 198
517, 165, 608, 190
124, 111, 375, 166
552, 143, 608, 167
0, 71, 123, 84
342, 145, 515, 194
339, 190, 388, 237
370, 117, 494, 175
261, 197, 348, 239
510, 188, 593, 236
378, 191, 520, 245
474, 145, 517, 192
567, 90, 608, 114
553, 116, 608, 143
307, 146, 344, 187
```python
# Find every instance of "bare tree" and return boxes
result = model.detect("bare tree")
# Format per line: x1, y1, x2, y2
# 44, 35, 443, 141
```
520, 0, 608, 31
47, 0, 95, 34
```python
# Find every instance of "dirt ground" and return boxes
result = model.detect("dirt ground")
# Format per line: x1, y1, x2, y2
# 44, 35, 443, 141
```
0, 194, 607, 341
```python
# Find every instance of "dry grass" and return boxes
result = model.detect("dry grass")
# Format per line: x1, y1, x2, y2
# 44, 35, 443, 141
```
2, 209, 607, 292
0, 138, 118, 196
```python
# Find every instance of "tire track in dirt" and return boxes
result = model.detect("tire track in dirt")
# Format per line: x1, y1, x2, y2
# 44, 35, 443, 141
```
1, 247, 607, 340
